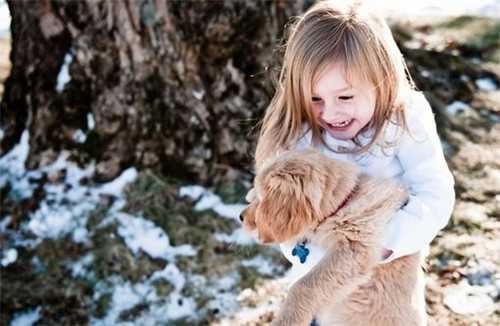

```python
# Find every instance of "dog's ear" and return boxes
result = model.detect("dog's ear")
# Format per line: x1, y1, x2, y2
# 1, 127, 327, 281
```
255, 168, 321, 243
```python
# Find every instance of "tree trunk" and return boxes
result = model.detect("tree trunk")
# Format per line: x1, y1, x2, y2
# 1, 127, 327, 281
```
1, 0, 308, 183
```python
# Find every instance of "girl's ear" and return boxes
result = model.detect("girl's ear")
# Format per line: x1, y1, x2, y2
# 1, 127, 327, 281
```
255, 172, 320, 243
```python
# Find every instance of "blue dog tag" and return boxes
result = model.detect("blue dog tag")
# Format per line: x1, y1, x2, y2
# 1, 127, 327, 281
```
292, 242, 310, 264
310, 318, 319, 326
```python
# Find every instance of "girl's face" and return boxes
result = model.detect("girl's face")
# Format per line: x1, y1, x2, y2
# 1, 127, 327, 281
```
311, 61, 376, 141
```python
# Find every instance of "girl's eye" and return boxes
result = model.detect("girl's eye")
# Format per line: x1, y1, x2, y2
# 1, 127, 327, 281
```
311, 97, 322, 103
339, 96, 354, 101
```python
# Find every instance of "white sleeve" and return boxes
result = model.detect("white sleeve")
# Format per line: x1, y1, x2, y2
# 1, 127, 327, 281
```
381, 92, 455, 263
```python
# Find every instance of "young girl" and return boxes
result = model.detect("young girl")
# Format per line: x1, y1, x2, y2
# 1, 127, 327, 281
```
253, 0, 455, 280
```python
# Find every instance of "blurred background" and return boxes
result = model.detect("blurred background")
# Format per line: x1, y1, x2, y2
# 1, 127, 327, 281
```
0, 0, 498, 325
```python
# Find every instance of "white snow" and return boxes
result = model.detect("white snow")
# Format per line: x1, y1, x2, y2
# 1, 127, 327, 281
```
0, 130, 31, 193
87, 113, 95, 130
180, 184, 258, 244
0, 130, 279, 325
201, 272, 241, 318
475, 78, 498, 91
56, 51, 73, 92
97, 168, 138, 196
179, 184, 246, 220
93, 279, 157, 325
195, 192, 223, 211
213, 203, 247, 220
1, 248, 18, 267
192, 89, 204, 100
179, 185, 205, 200
241, 256, 278, 276
445, 101, 471, 115
91, 264, 199, 325
72, 129, 87, 143
0, 216, 11, 231
214, 228, 256, 246
28, 204, 75, 239
162, 292, 197, 320
420, 70, 431, 78
27, 162, 137, 242
0, 133, 139, 244
10, 307, 42, 326
116, 212, 196, 261
70, 253, 95, 278
25, 157, 138, 243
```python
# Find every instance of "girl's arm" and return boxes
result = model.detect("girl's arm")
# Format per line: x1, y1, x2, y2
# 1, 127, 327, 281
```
380, 92, 455, 263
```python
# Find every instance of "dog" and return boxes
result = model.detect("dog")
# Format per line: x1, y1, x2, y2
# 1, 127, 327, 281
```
240, 148, 426, 326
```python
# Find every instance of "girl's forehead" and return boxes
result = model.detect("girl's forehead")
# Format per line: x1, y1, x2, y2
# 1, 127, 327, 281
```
311, 61, 365, 95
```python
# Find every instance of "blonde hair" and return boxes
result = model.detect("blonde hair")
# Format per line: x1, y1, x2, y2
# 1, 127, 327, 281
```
255, 0, 415, 171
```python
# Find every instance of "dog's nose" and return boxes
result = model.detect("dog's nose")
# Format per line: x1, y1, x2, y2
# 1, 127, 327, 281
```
239, 208, 246, 222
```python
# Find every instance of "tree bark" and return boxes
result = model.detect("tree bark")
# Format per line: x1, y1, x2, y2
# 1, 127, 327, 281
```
1, 0, 308, 183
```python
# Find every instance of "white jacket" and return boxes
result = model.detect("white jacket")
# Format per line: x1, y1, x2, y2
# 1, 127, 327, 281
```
280, 90, 455, 280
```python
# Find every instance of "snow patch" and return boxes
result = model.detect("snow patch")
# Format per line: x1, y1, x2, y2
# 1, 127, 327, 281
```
179, 184, 246, 220
214, 228, 256, 246
91, 265, 199, 325
17, 149, 137, 243
241, 256, 278, 276
56, 51, 73, 92
445, 101, 471, 115
1, 248, 18, 267
0, 130, 31, 197
476, 78, 498, 91
10, 307, 42, 326
72, 129, 87, 143
116, 212, 196, 261
87, 113, 95, 130
70, 253, 95, 279
97, 168, 138, 196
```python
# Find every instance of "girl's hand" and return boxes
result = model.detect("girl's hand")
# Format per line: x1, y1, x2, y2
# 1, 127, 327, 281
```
381, 247, 393, 261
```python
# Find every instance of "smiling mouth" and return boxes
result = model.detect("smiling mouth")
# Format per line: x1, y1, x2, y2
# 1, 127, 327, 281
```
326, 119, 353, 129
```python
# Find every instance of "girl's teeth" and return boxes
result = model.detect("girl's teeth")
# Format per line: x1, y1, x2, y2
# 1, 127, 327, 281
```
331, 120, 350, 127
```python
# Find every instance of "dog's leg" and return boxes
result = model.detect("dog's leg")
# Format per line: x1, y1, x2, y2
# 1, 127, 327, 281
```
272, 240, 377, 326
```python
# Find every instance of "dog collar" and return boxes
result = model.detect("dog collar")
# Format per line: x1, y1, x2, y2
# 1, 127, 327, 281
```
291, 182, 359, 265
328, 183, 359, 218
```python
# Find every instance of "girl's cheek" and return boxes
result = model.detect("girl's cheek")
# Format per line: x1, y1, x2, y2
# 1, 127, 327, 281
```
311, 103, 323, 120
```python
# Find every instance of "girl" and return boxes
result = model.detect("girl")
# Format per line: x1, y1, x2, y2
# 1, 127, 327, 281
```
253, 0, 455, 280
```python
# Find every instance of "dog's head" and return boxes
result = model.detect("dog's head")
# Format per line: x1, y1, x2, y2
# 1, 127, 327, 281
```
241, 149, 358, 244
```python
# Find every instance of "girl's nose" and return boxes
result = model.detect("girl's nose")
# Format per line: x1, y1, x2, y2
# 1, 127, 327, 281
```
321, 107, 335, 122
321, 102, 349, 123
